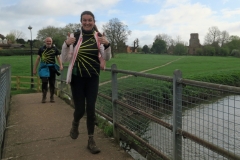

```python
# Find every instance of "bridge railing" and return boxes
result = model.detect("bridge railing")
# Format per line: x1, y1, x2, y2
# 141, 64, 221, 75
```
0, 64, 11, 158
55, 64, 240, 160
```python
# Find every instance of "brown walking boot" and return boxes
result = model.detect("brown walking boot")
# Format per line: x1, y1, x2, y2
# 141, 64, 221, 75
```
70, 120, 79, 139
50, 89, 55, 102
50, 95, 55, 102
41, 90, 47, 103
88, 136, 100, 154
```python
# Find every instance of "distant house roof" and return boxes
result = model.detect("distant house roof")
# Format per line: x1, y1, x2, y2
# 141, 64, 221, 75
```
0, 44, 11, 49
0, 34, 5, 39
126, 46, 137, 53
10, 44, 25, 48
0, 43, 25, 49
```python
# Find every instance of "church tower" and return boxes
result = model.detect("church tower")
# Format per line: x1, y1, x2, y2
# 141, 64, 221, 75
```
188, 33, 201, 54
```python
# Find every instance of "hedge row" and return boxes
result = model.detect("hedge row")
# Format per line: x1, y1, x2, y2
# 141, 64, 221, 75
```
0, 49, 39, 56
186, 70, 240, 87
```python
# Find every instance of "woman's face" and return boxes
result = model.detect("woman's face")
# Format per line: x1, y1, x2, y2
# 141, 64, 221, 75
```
81, 14, 95, 31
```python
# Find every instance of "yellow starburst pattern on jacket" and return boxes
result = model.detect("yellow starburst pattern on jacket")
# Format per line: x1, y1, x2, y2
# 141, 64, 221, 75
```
75, 34, 100, 77
41, 48, 56, 64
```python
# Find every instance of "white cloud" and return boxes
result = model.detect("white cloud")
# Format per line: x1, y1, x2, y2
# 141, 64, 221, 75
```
132, 1, 239, 45
107, 9, 122, 15
222, 0, 229, 4
126, 30, 157, 46
134, 0, 160, 3
134, 0, 151, 2
0, 0, 240, 46
0, 0, 120, 17
142, 3, 214, 28
139, 3, 223, 44
0, 0, 120, 39
164, 0, 190, 7
221, 8, 240, 18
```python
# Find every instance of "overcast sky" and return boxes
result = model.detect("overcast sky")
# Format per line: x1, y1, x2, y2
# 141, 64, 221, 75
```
0, 0, 240, 46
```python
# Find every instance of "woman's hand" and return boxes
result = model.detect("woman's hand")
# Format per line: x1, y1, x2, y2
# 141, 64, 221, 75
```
98, 33, 109, 46
65, 33, 76, 45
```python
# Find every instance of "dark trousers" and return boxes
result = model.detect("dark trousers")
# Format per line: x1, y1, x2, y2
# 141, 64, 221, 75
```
70, 75, 99, 135
41, 66, 56, 94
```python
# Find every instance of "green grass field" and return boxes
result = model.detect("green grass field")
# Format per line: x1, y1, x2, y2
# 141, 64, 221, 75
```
1, 54, 240, 78
143, 55, 240, 77
1, 53, 240, 94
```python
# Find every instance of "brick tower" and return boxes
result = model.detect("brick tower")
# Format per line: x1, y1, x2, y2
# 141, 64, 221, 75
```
188, 33, 201, 55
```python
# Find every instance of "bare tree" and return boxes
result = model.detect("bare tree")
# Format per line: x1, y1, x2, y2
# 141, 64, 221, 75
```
155, 33, 172, 48
6, 33, 16, 43
132, 38, 139, 52
204, 26, 221, 45
154, 34, 162, 41
36, 26, 60, 41
36, 26, 67, 48
219, 30, 230, 46
175, 35, 184, 45
63, 23, 82, 34
102, 18, 131, 57
169, 39, 176, 46
10, 30, 26, 40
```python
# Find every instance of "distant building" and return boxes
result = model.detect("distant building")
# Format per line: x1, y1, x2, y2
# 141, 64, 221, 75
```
10, 44, 25, 48
188, 33, 202, 55
0, 33, 25, 49
127, 46, 137, 53
0, 34, 9, 49
112, 40, 138, 53
0, 34, 5, 40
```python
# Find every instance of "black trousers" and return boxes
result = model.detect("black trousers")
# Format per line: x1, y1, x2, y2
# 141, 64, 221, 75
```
41, 66, 56, 94
70, 74, 99, 135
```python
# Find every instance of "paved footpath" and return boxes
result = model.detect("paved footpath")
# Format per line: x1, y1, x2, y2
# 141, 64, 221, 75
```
1, 93, 134, 160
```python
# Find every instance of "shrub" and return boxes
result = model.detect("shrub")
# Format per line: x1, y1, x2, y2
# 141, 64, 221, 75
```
231, 49, 240, 57
220, 47, 229, 56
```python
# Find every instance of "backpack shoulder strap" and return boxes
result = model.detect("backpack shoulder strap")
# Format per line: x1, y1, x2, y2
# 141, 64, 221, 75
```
73, 29, 81, 47
40, 45, 46, 53
94, 31, 101, 49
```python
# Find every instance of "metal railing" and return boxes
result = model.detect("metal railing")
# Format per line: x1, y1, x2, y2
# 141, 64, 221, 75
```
56, 64, 240, 160
11, 75, 41, 91
0, 64, 11, 158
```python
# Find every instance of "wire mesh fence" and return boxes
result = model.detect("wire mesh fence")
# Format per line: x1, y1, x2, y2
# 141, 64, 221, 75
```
178, 79, 240, 160
55, 64, 240, 160
0, 64, 11, 158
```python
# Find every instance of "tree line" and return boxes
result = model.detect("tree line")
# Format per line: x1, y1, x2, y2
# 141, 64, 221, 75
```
3, 20, 240, 57
142, 26, 240, 57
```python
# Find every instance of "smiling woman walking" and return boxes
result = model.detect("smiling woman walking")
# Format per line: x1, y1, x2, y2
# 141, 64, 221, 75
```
61, 11, 111, 154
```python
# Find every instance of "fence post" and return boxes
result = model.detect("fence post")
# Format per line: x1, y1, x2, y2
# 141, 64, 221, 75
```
111, 64, 119, 143
16, 76, 20, 90
173, 69, 182, 160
